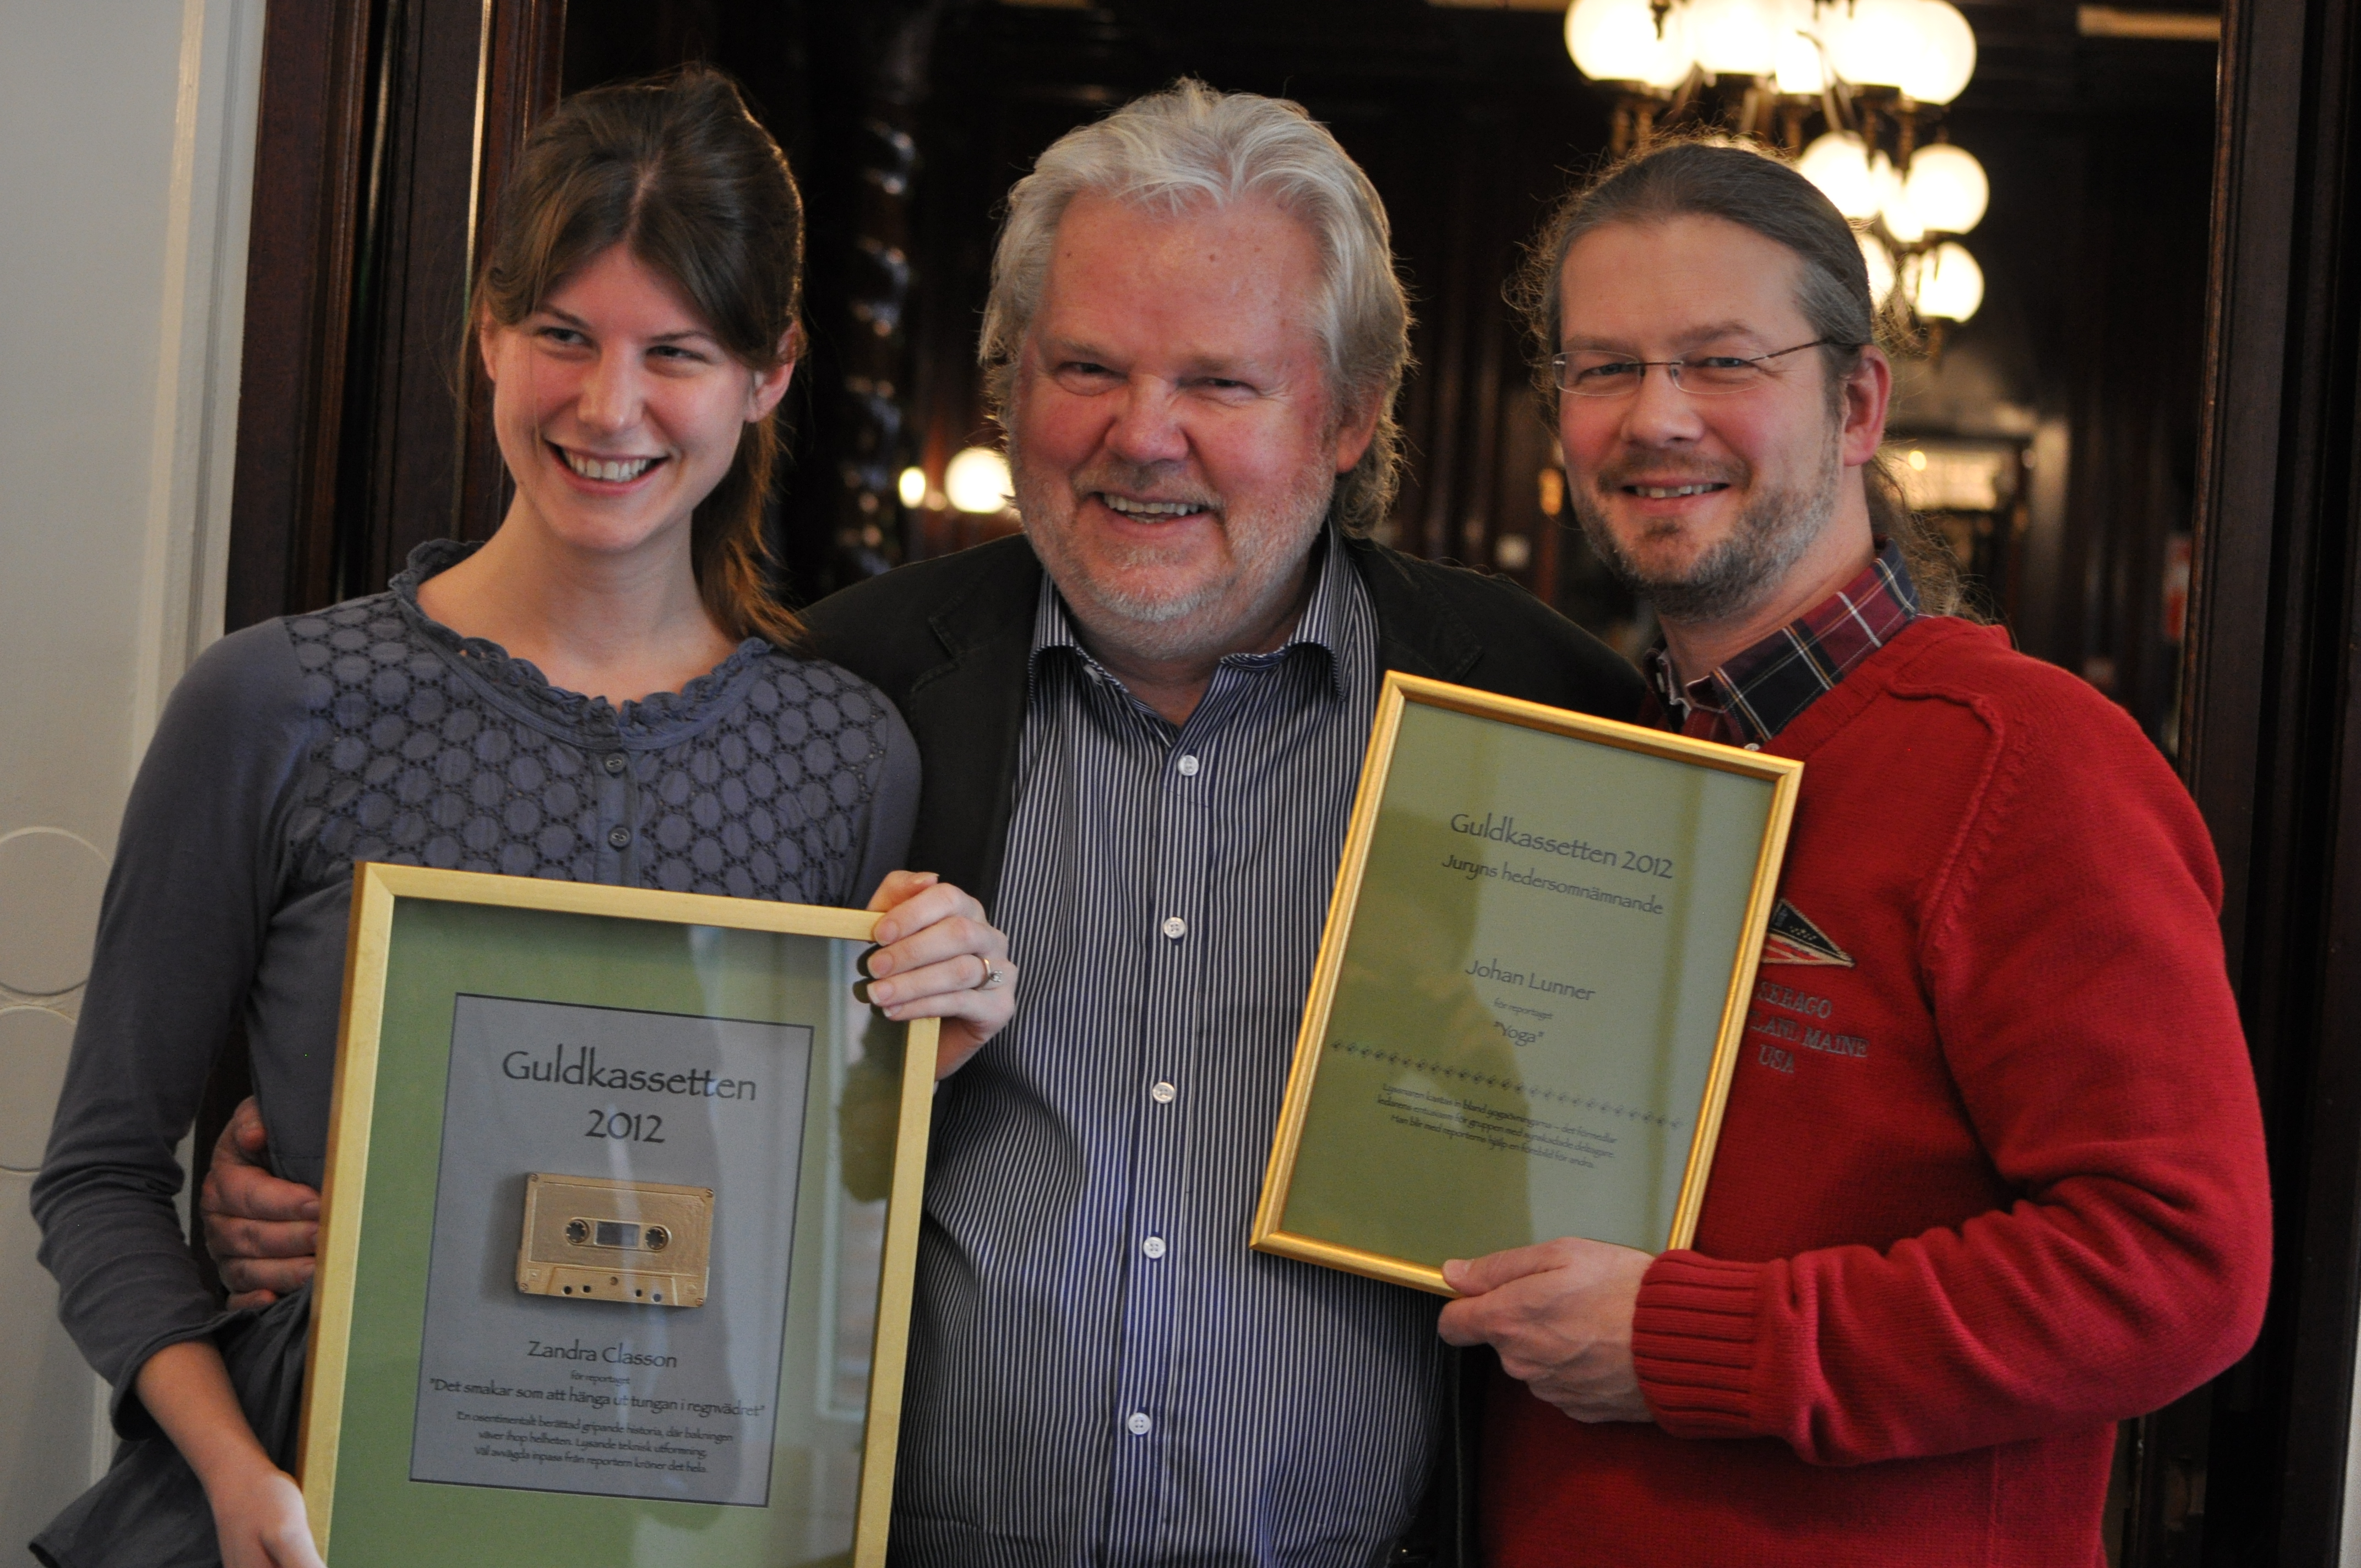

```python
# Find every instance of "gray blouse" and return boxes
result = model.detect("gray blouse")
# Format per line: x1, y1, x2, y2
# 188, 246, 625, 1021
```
32, 541, 920, 1418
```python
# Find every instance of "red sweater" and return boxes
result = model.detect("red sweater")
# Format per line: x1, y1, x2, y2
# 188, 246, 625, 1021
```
1483, 619, 2272, 1567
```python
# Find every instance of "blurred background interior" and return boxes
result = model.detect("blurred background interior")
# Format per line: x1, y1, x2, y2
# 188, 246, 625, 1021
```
585, 0, 2219, 744
261, 0, 2223, 748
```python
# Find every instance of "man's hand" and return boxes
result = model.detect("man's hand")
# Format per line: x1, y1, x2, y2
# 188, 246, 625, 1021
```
862, 871, 1018, 1079
1438, 1237, 1657, 1424
200, 1098, 319, 1310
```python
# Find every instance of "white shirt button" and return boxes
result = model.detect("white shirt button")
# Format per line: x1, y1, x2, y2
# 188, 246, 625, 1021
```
1161, 916, 1187, 940
1142, 1236, 1167, 1259
1150, 1080, 1177, 1104
1125, 1412, 1152, 1436
1176, 754, 1200, 776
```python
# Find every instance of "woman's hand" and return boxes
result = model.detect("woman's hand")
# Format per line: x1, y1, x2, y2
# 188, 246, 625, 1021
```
204, 1459, 326, 1568
135, 1340, 324, 1568
862, 871, 1016, 1079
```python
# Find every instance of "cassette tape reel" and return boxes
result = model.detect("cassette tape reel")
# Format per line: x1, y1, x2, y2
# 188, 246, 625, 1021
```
516, 1173, 713, 1308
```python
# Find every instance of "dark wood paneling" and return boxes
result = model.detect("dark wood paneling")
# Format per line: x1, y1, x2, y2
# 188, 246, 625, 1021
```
454, 0, 570, 537
203, 0, 379, 1261
2045, 113, 2212, 734
342, 0, 567, 597
225, 0, 565, 626
2167, 0, 2361, 1556
222, 0, 373, 631
557, 0, 900, 605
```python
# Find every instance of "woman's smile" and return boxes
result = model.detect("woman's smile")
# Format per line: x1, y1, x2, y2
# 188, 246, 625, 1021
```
553, 442, 667, 487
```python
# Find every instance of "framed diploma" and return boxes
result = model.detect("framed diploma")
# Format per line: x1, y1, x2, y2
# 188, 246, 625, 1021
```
298, 864, 937, 1566
1252, 673, 1801, 1294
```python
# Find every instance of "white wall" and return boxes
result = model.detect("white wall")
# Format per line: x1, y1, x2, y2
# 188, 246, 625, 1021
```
0, 0, 261, 1546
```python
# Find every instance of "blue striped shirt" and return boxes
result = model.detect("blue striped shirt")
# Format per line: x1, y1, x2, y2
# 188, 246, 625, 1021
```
892, 534, 1444, 1566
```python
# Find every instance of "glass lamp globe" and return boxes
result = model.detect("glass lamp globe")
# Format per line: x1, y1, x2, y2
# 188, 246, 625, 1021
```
1901, 142, 1989, 234
1565, 0, 1696, 88
1916, 241, 1985, 322
1773, 29, 1827, 94
1797, 131, 1877, 220
1823, 0, 1923, 90
1872, 151, 1926, 243
944, 446, 1013, 514
1859, 232, 1898, 308
1687, 0, 1780, 78
1898, 0, 1978, 104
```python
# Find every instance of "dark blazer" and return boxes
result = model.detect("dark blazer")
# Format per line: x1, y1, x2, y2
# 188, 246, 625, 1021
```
799, 530, 1645, 1567
803, 531, 1645, 908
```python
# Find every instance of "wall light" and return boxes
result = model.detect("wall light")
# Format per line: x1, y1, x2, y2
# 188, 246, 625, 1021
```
1563, 0, 1989, 345
944, 447, 1013, 514
1798, 133, 1877, 220
1900, 143, 1990, 236
1914, 241, 1985, 323
1564, 0, 1695, 88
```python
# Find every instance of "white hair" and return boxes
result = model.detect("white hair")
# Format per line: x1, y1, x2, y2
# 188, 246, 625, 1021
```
980, 79, 1412, 535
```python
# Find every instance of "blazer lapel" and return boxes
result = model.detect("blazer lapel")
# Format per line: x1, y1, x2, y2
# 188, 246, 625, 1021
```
896, 549, 1041, 910
1346, 534, 1485, 684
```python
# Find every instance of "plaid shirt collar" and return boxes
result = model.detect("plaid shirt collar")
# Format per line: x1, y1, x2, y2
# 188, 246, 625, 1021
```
1645, 540, 1921, 747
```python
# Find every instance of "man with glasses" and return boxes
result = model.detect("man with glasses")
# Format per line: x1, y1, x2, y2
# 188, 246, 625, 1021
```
1437, 139, 2271, 1565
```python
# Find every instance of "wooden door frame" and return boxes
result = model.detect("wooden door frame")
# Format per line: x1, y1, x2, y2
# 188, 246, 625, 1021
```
224, 0, 562, 635
2154, 0, 2361, 1557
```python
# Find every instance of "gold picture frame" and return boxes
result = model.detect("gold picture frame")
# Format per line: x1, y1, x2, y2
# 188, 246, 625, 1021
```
1252, 673, 1802, 1294
300, 864, 938, 1566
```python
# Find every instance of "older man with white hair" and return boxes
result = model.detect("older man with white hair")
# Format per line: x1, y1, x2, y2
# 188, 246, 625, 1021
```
805, 82, 1639, 1565
202, 80, 1644, 1564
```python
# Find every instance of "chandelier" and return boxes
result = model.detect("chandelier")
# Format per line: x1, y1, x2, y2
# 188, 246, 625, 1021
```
1563, 0, 1988, 339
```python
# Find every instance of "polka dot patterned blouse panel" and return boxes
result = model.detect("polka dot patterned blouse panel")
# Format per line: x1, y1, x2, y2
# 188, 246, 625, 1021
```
279, 541, 897, 908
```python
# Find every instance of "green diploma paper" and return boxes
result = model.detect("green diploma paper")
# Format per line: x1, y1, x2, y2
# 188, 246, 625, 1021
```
1254, 674, 1800, 1292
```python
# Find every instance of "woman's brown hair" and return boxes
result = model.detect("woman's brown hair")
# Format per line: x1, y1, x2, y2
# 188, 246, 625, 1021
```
472, 64, 806, 646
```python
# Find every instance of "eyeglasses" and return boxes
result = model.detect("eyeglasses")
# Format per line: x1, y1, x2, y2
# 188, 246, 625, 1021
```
1549, 337, 1856, 398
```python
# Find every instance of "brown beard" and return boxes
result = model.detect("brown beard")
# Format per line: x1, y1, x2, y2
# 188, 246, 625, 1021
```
1570, 424, 1843, 625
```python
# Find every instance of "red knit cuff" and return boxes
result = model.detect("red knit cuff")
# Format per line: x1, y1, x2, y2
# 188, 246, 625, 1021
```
1633, 1250, 1767, 1439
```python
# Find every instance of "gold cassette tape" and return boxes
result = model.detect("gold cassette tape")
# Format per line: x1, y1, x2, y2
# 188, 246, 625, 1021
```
516, 1173, 713, 1308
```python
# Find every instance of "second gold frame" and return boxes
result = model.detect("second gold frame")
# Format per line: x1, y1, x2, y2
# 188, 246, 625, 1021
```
1252, 673, 1801, 1295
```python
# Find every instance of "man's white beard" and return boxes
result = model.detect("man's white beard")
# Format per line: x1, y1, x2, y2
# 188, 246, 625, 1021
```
1571, 422, 1844, 627
1011, 448, 1336, 666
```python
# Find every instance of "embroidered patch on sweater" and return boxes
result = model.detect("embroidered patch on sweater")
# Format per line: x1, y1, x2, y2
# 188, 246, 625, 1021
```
1760, 899, 1855, 968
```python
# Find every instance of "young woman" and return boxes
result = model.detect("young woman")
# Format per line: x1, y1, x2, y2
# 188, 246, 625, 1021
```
31, 68, 1009, 1568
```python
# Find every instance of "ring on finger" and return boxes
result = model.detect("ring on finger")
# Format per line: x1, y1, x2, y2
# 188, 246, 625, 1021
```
973, 960, 1009, 992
